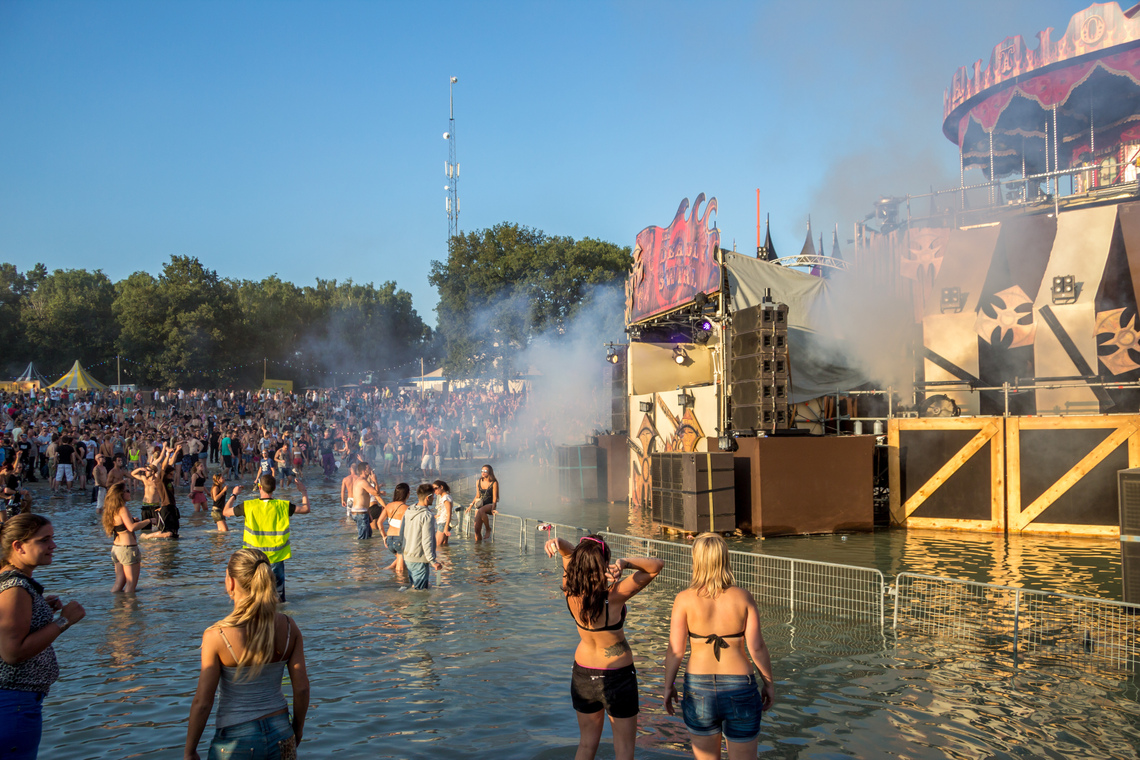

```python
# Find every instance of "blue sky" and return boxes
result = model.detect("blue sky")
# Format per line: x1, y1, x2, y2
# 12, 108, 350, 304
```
0, 0, 1081, 326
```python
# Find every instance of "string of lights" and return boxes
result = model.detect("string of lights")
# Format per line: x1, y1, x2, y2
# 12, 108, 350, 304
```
75, 356, 423, 376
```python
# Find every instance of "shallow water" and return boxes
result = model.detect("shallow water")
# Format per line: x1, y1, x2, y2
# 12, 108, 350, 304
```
24, 467, 1140, 758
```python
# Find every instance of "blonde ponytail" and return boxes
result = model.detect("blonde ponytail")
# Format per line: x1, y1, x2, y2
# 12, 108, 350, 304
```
215, 548, 280, 679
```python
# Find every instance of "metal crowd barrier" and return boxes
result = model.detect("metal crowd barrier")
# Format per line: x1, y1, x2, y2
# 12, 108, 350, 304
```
601, 533, 885, 630
893, 573, 1140, 671
475, 513, 1140, 672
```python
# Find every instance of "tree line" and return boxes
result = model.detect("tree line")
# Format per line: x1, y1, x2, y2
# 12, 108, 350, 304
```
429, 223, 631, 380
0, 256, 435, 388
2, 222, 632, 388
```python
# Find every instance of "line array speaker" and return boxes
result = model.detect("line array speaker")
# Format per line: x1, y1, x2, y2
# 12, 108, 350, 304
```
729, 301, 793, 433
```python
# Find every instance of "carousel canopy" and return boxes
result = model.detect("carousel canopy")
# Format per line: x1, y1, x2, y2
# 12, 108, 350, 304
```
943, 3, 1140, 178
48, 361, 108, 391
14, 362, 47, 384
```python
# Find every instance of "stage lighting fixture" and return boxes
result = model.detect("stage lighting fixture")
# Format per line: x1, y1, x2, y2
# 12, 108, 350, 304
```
638, 401, 653, 413
1051, 275, 1077, 305
672, 346, 686, 365
699, 319, 713, 331
717, 434, 738, 452
677, 391, 694, 407
606, 347, 619, 364
939, 287, 964, 314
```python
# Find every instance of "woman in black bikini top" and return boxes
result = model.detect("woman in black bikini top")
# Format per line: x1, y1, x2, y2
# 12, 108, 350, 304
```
662, 533, 775, 760
545, 534, 662, 760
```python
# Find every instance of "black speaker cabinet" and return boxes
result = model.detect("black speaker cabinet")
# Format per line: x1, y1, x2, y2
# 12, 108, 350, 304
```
610, 353, 628, 434
1119, 467, 1140, 604
651, 452, 735, 532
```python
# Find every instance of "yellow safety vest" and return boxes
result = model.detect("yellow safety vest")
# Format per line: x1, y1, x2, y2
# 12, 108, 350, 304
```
241, 498, 292, 563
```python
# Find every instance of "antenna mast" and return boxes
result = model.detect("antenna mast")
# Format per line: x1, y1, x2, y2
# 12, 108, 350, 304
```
445, 76, 459, 245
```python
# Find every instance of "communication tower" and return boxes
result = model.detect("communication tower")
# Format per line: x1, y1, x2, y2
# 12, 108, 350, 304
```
444, 76, 459, 244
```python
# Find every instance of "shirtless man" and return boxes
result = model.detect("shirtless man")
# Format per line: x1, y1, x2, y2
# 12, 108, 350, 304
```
92, 454, 109, 511
340, 464, 356, 520
132, 443, 178, 532
348, 462, 385, 540
108, 455, 127, 494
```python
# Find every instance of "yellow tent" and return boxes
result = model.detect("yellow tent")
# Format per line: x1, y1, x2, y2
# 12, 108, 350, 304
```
48, 361, 108, 391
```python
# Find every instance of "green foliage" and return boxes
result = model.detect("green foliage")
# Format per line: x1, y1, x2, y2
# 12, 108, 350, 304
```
429, 223, 631, 378
20, 268, 118, 371
0, 256, 435, 388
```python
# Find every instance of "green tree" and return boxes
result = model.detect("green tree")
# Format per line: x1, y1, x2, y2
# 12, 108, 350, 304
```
21, 268, 117, 374
0, 263, 46, 376
112, 271, 170, 387
429, 223, 630, 378
112, 256, 238, 387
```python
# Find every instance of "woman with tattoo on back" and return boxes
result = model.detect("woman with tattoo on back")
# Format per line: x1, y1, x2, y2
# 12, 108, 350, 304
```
545, 534, 663, 760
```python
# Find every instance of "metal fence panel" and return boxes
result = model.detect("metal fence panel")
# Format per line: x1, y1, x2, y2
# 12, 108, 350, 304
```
1017, 588, 1140, 671
601, 532, 885, 627
894, 573, 1140, 672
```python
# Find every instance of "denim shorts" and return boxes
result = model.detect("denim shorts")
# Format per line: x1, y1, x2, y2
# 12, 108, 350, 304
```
209, 711, 296, 760
682, 673, 762, 742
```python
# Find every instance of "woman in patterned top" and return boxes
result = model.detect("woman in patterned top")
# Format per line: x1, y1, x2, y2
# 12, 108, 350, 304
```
0, 514, 86, 759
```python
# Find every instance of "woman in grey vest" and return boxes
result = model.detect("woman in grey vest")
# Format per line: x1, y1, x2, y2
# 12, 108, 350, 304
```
184, 548, 310, 760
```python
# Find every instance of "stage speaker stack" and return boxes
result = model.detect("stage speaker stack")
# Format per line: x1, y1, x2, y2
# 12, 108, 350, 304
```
1118, 467, 1140, 604
730, 300, 792, 432
610, 349, 628, 434
651, 452, 735, 532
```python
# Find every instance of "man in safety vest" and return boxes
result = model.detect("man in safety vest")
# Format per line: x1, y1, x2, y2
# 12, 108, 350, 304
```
223, 472, 310, 601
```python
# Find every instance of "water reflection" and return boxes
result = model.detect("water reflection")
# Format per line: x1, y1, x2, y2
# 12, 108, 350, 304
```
21, 475, 1140, 759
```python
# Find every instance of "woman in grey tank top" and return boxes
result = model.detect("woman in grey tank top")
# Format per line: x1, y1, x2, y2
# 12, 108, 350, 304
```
183, 548, 310, 759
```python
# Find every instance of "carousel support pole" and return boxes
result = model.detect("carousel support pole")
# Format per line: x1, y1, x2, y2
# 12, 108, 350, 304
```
988, 130, 995, 205
1053, 105, 1060, 197
1090, 103, 1095, 189
1045, 118, 1051, 196
959, 142, 965, 210
1026, 136, 1035, 201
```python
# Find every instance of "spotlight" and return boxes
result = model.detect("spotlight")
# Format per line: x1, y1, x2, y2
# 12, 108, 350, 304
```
677, 390, 695, 407
717, 434, 738, 452
673, 346, 687, 365
1051, 275, 1077, 305
940, 287, 964, 314
699, 319, 713, 332
606, 347, 619, 364
638, 401, 653, 413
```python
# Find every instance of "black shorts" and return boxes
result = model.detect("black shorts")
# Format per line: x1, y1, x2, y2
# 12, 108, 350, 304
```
156, 505, 180, 538
140, 503, 158, 523
368, 504, 382, 521
570, 662, 639, 719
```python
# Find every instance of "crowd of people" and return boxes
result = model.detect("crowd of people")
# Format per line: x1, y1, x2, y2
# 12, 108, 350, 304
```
0, 385, 776, 760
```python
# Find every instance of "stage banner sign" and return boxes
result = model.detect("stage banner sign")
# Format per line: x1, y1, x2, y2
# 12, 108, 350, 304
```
626, 194, 720, 324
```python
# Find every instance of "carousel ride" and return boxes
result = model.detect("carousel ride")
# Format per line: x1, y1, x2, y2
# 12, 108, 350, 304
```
945, 2, 1140, 200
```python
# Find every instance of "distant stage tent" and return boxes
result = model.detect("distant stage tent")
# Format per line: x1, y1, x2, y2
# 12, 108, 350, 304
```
48, 361, 108, 391
14, 363, 47, 384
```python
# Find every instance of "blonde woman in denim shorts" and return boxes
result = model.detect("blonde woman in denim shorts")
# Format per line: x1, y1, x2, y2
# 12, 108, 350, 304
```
662, 533, 775, 760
